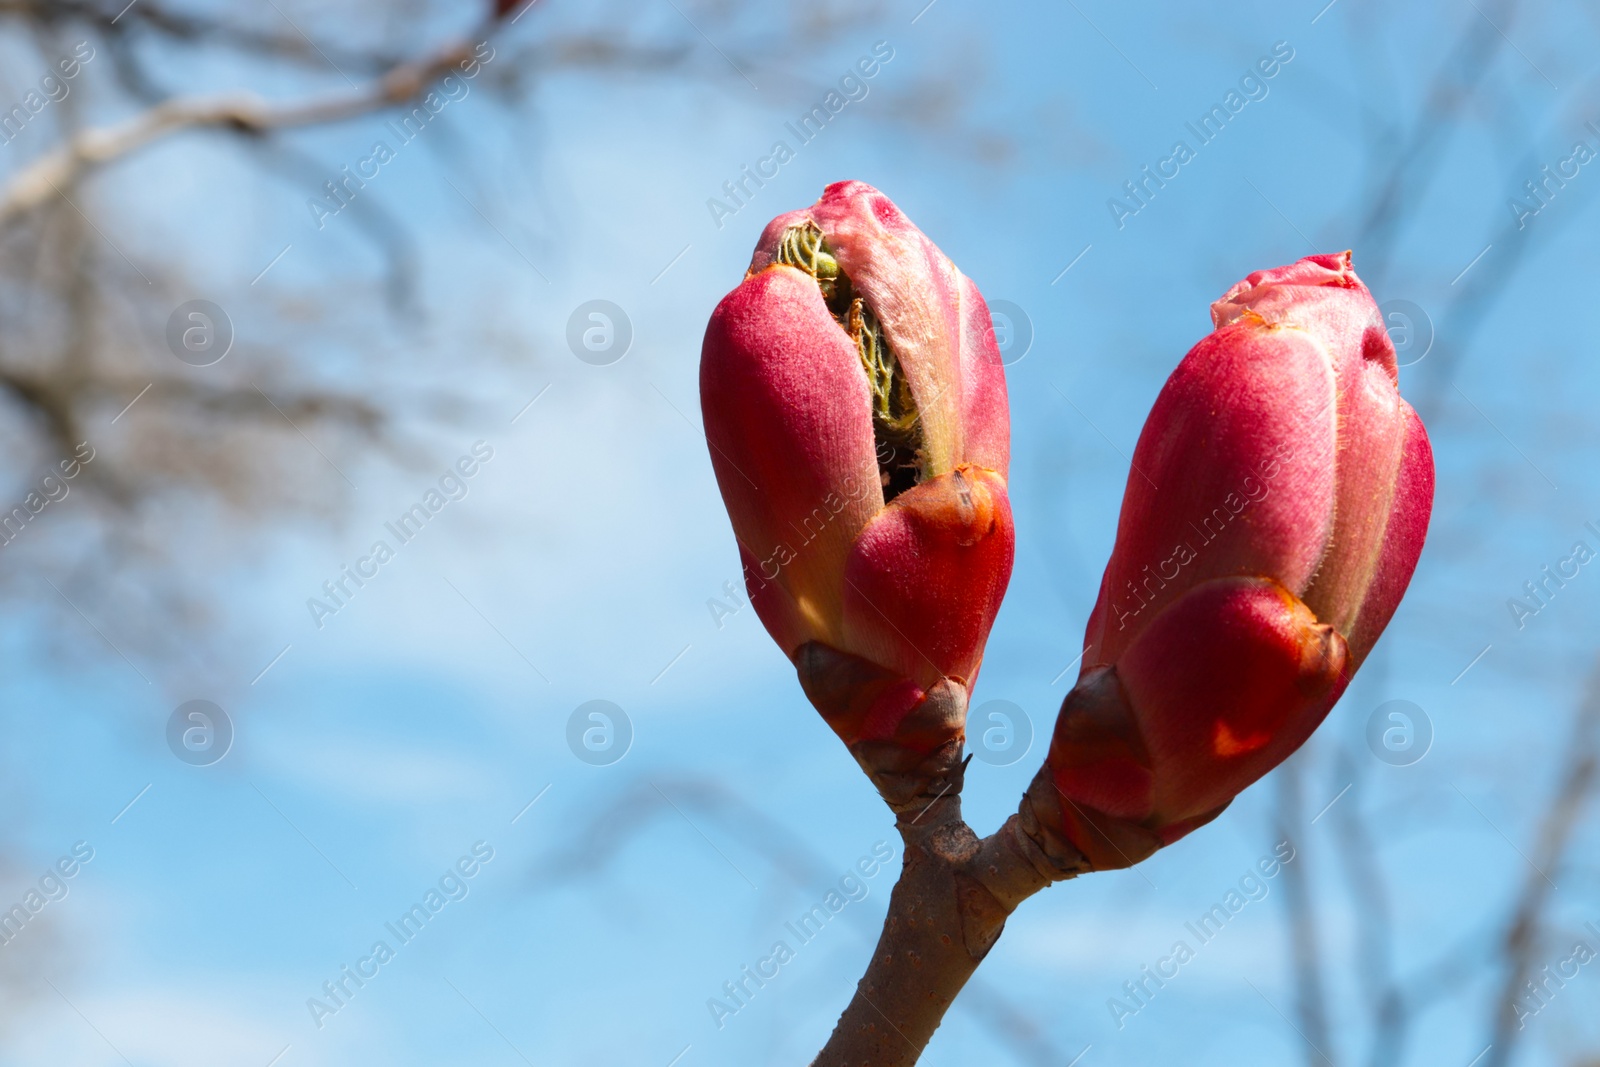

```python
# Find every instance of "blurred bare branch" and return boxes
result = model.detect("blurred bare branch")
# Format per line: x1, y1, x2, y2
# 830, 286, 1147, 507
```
0, 0, 895, 667
533, 774, 1073, 1067
0, 29, 496, 230
1275, 759, 1337, 1067
1348, 0, 1515, 286
1482, 662, 1600, 1067
0, 0, 406, 73
1326, 749, 1403, 1067
1265, 4, 1598, 1064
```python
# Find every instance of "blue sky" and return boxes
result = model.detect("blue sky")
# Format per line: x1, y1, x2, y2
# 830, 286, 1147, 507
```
3, 1, 1599, 1064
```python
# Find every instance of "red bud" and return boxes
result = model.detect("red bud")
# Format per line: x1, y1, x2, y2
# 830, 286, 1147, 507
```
701, 182, 1013, 756
1044, 253, 1433, 867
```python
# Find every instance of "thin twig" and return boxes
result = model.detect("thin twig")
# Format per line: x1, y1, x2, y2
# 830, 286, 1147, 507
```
0, 23, 499, 229
1480, 660, 1600, 1067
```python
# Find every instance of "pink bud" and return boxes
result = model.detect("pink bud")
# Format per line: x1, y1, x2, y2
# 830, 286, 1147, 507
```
700, 181, 1013, 753
1044, 253, 1434, 868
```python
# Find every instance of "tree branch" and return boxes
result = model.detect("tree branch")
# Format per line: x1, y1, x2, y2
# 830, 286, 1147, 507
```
0, 0, 407, 73
530, 771, 1078, 1066
1481, 659, 1600, 1067
1276, 759, 1337, 1067
0, 19, 500, 230
811, 752, 1085, 1066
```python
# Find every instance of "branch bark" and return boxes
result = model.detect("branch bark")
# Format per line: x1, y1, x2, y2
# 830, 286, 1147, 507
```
811, 751, 1085, 1066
